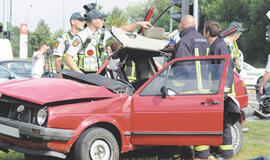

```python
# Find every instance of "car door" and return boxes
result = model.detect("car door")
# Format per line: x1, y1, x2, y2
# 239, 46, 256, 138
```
130, 55, 230, 146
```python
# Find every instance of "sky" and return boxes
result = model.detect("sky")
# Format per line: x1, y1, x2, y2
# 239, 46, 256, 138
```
0, 0, 147, 32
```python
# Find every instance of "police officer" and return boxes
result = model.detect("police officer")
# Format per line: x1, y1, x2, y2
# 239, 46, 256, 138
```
53, 12, 85, 78
203, 20, 235, 159
65, 8, 152, 74
222, 22, 245, 73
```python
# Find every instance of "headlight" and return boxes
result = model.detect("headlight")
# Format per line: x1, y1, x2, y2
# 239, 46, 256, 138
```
37, 108, 48, 126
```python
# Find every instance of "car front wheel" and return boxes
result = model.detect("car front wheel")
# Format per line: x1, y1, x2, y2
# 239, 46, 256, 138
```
231, 121, 243, 155
74, 127, 119, 160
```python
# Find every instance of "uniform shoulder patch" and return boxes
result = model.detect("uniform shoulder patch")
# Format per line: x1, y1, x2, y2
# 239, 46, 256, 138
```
54, 41, 59, 48
73, 39, 80, 47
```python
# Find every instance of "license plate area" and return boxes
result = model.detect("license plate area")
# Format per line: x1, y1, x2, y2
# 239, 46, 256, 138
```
0, 124, 20, 138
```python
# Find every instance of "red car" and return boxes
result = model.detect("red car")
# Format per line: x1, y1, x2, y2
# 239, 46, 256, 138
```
0, 27, 249, 160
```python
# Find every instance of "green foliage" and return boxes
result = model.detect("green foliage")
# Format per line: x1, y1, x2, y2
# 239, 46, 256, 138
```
50, 29, 65, 47
105, 7, 128, 28
200, 0, 270, 66
125, 0, 179, 32
28, 19, 51, 57
10, 26, 20, 57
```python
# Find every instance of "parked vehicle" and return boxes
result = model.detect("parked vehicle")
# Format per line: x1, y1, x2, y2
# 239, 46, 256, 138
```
0, 27, 251, 160
240, 62, 264, 86
0, 39, 13, 60
0, 66, 26, 83
0, 60, 32, 78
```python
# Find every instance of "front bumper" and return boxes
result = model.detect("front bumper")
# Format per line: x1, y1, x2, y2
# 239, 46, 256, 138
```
0, 116, 74, 159
0, 116, 74, 141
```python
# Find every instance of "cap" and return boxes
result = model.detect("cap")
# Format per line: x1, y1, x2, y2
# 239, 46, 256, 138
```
70, 12, 85, 21
221, 22, 245, 37
85, 9, 107, 21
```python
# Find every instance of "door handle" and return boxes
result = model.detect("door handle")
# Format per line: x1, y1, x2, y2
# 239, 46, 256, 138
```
201, 101, 219, 105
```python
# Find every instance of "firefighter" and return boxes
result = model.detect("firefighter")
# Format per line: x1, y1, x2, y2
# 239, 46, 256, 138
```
222, 22, 245, 73
173, 15, 210, 98
173, 15, 210, 160
65, 7, 152, 74
53, 12, 85, 78
174, 15, 209, 58
203, 20, 235, 159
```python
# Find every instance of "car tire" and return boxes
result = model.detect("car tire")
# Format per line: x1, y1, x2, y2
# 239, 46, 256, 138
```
24, 154, 57, 160
74, 127, 119, 160
231, 121, 243, 155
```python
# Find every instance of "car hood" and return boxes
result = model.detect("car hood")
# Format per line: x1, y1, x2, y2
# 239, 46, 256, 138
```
0, 78, 117, 105
110, 26, 169, 59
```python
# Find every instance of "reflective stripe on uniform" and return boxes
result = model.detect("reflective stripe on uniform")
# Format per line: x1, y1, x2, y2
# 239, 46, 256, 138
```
62, 32, 77, 69
126, 61, 136, 82
195, 48, 203, 91
227, 83, 236, 97
206, 48, 209, 56
219, 144, 233, 150
194, 145, 210, 151
77, 32, 105, 72
224, 87, 231, 93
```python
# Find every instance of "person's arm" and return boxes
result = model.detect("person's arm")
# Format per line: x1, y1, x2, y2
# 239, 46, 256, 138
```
120, 21, 152, 32
53, 37, 65, 78
65, 54, 83, 73
259, 72, 270, 94
174, 40, 191, 58
54, 55, 63, 78
34, 46, 48, 59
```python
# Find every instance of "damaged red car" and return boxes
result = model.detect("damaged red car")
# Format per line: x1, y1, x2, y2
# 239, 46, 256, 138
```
0, 27, 250, 160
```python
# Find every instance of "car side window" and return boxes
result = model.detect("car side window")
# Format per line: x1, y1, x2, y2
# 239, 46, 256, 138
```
8, 63, 24, 74
140, 59, 225, 96
0, 68, 10, 78
24, 62, 32, 72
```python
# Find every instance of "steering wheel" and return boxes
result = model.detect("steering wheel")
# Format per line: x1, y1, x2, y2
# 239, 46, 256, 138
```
116, 79, 135, 92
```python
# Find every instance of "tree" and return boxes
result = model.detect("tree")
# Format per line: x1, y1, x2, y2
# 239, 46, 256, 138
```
200, 0, 270, 66
10, 26, 20, 57
50, 29, 65, 47
105, 7, 128, 28
28, 19, 51, 57
125, 0, 179, 32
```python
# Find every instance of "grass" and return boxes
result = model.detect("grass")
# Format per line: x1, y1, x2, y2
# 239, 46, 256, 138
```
0, 120, 270, 160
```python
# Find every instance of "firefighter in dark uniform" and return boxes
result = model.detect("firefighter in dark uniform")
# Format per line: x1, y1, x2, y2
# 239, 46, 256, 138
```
65, 6, 152, 74
174, 15, 209, 58
173, 15, 210, 160
203, 21, 235, 159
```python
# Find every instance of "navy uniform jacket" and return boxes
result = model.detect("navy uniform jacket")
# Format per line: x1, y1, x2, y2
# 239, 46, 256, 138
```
209, 37, 234, 92
173, 27, 210, 91
174, 27, 209, 58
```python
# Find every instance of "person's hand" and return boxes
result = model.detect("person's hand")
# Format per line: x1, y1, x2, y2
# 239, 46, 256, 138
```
259, 84, 264, 94
41, 45, 49, 54
137, 21, 152, 29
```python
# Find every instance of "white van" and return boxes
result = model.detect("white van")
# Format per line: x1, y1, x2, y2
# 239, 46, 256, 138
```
0, 39, 13, 60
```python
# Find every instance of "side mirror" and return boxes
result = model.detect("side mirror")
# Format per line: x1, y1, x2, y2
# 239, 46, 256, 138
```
160, 86, 168, 98
8, 73, 15, 80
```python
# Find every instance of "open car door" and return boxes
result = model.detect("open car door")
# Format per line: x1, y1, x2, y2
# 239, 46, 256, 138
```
130, 55, 230, 146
